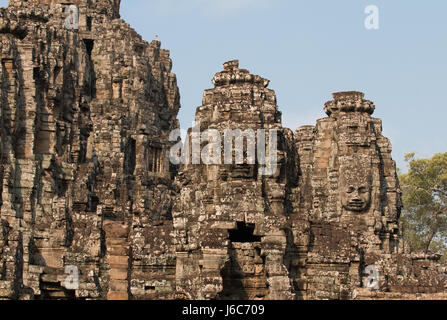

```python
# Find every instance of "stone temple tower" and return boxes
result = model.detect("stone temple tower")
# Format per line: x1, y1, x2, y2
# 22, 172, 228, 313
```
173, 60, 296, 300
289, 91, 446, 299
1, 0, 447, 301
171, 64, 447, 300
289, 91, 403, 299
1, 0, 180, 300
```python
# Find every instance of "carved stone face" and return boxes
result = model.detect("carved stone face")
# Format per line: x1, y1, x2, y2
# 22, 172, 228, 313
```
341, 183, 371, 212
339, 115, 370, 147
339, 162, 372, 213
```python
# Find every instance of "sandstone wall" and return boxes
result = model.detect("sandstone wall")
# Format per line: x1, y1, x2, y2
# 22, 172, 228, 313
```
171, 63, 447, 300
0, 0, 180, 300
173, 60, 295, 300
289, 92, 446, 299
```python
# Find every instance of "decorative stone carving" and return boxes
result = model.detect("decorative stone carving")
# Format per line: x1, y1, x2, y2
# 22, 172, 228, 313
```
0, 0, 446, 301
0, 0, 180, 300
339, 158, 372, 213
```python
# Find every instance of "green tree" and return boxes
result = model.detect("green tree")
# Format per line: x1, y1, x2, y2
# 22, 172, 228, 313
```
399, 153, 447, 257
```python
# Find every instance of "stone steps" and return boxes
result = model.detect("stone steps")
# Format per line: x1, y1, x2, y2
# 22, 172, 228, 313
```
103, 221, 130, 300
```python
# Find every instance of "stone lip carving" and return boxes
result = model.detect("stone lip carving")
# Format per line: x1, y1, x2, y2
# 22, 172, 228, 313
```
324, 91, 375, 117
212, 60, 270, 88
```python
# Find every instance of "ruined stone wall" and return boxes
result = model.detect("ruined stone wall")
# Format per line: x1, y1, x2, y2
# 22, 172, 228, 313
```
289, 92, 447, 300
8, 0, 121, 20
292, 91, 403, 299
1, 0, 446, 301
172, 62, 447, 300
172, 60, 295, 300
0, 0, 180, 300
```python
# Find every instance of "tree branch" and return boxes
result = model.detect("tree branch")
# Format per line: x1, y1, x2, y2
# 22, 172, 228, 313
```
425, 210, 442, 254
434, 185, 447, 197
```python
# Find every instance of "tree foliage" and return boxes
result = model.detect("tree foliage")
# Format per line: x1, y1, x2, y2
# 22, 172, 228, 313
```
399, 152, 447, 258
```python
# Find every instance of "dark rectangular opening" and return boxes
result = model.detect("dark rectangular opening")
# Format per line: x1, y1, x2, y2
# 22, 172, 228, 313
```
145, 286, 156, 294
83, 39, 94, 57
33, 67, 41, 81
124, 139, 136, 175
86, 16, 92, 31
229, 222, 261, 243
103, 206, 116, 220
87, 195, 99, 213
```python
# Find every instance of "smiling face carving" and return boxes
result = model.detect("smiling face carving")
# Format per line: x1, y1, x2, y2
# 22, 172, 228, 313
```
342, 183, 371, 212
339, 161, 372, 213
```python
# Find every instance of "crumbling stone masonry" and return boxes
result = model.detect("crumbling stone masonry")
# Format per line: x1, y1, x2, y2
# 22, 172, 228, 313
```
0, 0, 446, 300
173, 60, 295, 300
1, 0, 180, 300
289, 91, 447, 300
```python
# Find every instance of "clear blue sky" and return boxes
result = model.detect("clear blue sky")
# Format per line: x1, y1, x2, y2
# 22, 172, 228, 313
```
2, 0, 446, 170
